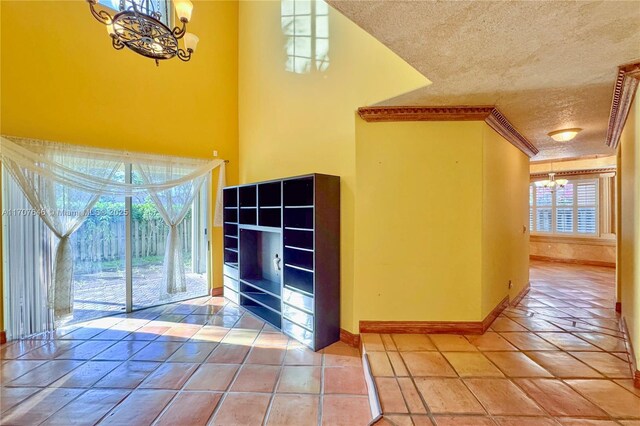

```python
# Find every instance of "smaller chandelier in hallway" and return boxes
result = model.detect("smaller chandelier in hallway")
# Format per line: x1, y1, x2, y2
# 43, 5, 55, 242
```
535, 172, 568, 191
87, 0, 199, 65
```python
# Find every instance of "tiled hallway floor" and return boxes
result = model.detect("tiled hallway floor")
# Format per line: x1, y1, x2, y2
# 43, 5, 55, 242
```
366, 261, 640, 425
3, 262, 639, 426
0, 296, 371, 425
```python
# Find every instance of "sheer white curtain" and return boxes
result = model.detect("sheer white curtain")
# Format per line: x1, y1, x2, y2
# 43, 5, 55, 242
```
136, 163, 207, 295
2, 169, 55, 339
3, 141, 121, 317
0, 135, 226, 319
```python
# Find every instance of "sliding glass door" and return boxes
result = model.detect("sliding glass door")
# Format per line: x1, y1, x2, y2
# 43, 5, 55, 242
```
130, 171, 209, 310
67, 193, 127, 324
2, 165, 211, 333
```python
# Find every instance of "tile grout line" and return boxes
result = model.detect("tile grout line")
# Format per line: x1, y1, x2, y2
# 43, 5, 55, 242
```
206, 311, 264, 425
260, 322, 289, 426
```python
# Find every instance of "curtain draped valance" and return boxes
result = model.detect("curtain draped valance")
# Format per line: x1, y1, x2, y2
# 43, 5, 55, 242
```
0, 135, 227, 318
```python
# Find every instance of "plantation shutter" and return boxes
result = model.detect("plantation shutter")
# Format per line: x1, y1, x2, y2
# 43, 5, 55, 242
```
529, 186, 534, 231
577, 181, 597, 234
555, 184, 574, 233
535, 186, 552, 232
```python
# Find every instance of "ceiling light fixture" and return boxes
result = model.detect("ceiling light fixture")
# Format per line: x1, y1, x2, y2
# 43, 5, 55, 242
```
535, 172, 568, 192
87, 0, 198, 66
548, 128, 582, 142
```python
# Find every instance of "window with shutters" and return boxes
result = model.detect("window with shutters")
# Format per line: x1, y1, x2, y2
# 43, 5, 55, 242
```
529, 179, 599, 236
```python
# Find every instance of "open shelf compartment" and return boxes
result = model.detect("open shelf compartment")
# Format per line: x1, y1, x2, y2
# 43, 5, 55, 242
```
284, 176, 314, 206
240, 282, 281, 312
284, 265, 313, 295
284, 206, 313, 229
239, 185, 257, 207
241, 296, 282, 329
223, 187, 238, 208
240, 208, 257, 225
259, 181, 282, 207
239, 227, 283, 325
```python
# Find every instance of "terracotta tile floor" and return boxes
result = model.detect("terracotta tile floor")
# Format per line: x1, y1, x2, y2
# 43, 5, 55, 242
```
0, 297, 372, 425
365, 261, 640, 425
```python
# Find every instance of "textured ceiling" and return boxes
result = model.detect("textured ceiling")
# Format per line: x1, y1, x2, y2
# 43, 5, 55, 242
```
328, 0, 640, 160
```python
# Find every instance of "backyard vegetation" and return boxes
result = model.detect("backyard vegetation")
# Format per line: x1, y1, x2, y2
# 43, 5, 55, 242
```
72, 197, 193, 274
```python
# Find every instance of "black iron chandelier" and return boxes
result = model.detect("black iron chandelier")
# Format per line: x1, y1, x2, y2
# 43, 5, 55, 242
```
87, 0, 198, 65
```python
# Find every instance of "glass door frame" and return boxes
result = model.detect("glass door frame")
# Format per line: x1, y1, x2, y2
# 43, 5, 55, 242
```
125, 163, 133, 313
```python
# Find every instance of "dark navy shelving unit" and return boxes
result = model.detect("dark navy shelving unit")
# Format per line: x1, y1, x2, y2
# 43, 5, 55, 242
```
222, 173, 340, 351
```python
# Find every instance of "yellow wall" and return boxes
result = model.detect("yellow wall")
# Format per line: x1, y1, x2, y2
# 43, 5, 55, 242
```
238, 0, 428, 332
618, 96, 640, 368
0, 0, 239, 321
481, 124, 530, 316
354, 119, 485, 322
353, 120, 530, 324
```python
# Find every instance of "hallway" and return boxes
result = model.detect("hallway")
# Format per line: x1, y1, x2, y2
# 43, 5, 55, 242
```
364, 261, 640, 425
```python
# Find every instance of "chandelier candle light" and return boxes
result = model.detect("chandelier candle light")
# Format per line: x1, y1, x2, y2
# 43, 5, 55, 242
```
87, 0, 199, 65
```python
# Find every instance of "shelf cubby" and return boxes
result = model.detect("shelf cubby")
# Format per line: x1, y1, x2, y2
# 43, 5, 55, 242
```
284, 247, 313, 271
224, 187, 238, 208
283, 303, 313, 331
283, 287, 314, 314
239, 208, 257, 225
224, 275, 239, 293
259, 207, 281, 228
224, 236, 238, 250
284, 229, 314, 251
259, 181, 282, 207
284, 265, 314, 295
224, 223, 238, 237
284, 207, 313, 229
223, 208, 238, 224
284, 176, 314, 206
282, 318, 313, 347
240, 282, 281, 312
241, 277, 281, 298
239, 185, 257, 208
223, 263, 239, 278
241, 297, 281, 328
224, 250, 238, 265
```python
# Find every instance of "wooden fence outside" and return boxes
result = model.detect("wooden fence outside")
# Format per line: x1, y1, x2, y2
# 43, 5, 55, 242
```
72, 217, 193, 263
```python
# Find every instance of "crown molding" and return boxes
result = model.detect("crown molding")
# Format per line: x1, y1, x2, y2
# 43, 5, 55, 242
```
530, 167, 617, 179
485, 108, 539, 157
605, 61, 640, 150
357, 105, 495, 122
357, 105, 539, 158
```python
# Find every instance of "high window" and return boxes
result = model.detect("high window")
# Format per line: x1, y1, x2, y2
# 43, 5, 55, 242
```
281, 0, 330, 74
529, 179, 598, 236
